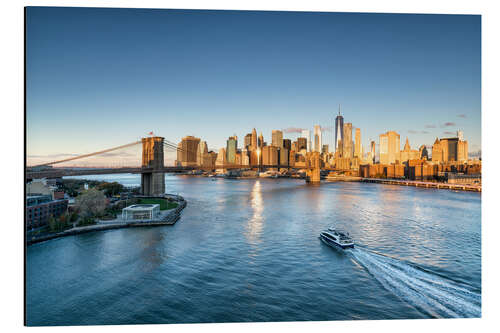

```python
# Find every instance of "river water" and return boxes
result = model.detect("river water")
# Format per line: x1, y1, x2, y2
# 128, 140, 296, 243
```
26, 174, 481, 325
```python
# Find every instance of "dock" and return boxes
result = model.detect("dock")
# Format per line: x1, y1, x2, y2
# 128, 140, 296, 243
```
361, 178, 481, 192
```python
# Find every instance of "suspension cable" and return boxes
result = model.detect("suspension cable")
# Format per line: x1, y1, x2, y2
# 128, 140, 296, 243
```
30, 141, 142, 167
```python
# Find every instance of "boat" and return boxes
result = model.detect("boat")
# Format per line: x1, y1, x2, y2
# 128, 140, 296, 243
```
259, 171, 279, 178
319, 227, 354, 249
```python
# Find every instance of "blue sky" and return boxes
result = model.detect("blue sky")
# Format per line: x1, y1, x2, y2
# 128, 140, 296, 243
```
26, 7, 481, 165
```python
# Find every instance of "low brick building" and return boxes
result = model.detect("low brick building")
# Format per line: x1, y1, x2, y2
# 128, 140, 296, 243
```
26, 195, 68, 230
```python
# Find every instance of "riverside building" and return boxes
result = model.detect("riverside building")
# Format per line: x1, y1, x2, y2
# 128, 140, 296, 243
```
122, 204, 160, 221
26, 194, 68, 229
432, 132, 468, 163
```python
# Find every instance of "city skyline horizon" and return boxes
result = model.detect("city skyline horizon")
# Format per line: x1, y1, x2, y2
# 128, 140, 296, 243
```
27, 119, 478, 167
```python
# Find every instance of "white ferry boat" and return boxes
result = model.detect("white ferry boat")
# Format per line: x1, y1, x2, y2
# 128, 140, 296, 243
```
320, 227, 354, 249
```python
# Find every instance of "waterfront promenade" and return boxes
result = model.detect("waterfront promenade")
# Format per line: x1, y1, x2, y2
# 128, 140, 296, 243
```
26, 195, 187, 245
203, 173, 481, 192
361, 178, 481, 192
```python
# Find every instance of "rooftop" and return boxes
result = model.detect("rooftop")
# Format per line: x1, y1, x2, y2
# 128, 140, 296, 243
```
27, 194, 51, 199
123, 204, 160, 211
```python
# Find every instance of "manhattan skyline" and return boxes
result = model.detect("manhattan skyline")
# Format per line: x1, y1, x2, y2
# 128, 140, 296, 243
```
26, 7, 481, 163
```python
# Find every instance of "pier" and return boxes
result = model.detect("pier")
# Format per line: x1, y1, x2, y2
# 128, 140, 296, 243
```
361, 178, 481, 192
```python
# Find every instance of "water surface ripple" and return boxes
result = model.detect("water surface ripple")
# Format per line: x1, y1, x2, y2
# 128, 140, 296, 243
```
26, 175, 481, 325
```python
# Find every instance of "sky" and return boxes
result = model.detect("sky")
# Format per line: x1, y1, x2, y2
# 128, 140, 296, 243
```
26, 7, 481, 166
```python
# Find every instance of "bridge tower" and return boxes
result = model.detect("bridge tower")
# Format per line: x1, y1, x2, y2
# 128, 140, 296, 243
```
141, 136, 165, 196
306, 151, 321, 184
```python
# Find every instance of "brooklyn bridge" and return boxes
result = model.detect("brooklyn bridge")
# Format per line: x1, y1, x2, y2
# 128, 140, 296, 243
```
26, 136, 340, 195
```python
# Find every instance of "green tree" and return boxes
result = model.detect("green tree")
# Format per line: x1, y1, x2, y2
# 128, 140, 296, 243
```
97, 182, 125, 197
48, 215, 57, 232
69, 211, 78, 222
78, 216, 96, 227
75, 188, 107, 218
47, 213, 68, 232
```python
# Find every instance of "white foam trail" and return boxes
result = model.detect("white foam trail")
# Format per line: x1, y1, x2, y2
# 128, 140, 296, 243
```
349, 248, 481, 318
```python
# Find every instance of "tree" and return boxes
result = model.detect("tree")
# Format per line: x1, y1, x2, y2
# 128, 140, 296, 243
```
78, 216, 96, 227
69, 211, 78, 222
48, 215, 57, 232
75, 188, 107, 218
97, 182, 125, 197
48, 214, 68, 233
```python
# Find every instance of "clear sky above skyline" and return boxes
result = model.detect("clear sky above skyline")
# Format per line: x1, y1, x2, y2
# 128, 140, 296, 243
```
26, 7, 481, 165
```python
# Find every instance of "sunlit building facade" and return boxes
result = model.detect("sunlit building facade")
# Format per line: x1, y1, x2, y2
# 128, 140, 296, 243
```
226, 136, 238, 164
335, 110, 344, 153
379, 131, 400, 165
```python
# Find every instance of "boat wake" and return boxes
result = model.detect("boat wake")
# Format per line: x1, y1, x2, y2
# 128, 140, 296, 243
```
348, 247, 481, 318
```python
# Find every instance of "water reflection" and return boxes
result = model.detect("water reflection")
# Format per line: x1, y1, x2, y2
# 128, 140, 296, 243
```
139, 230, 167, 272
246, 180, 263, 245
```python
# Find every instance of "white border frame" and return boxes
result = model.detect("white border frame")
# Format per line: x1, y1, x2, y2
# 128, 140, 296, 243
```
2, 1, 499, 332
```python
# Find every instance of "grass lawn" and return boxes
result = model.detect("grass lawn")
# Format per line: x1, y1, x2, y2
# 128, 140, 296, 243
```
138, 198, 178, 210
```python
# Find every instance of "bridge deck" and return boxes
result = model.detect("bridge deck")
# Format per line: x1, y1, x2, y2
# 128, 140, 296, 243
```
26, 165, 349, 179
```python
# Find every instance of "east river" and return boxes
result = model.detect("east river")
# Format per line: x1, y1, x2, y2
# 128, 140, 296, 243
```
26, 174, 481, 325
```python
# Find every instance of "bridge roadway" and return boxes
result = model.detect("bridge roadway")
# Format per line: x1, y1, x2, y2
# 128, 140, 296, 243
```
26, 164, 346, 180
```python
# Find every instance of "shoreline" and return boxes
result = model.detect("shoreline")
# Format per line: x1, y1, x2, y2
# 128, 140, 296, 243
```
66, 173, 481, 193
178, 173, 481, 192
27, 196, 187, 246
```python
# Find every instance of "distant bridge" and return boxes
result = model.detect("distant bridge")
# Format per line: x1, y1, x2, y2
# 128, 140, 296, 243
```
27, 136, 344, 194
26, 164, 316, 180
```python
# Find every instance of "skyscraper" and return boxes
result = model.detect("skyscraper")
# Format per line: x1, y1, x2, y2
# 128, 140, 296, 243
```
215, 148, 226, 169
343, 123, 353, 158
379, 131, 400, 164
335, 106, 344, 153
432, 138, 443, 163
283, 139, 292, 151
432, 134, 468, 163
370, 140, 376, 163
196, 141, 208, 166
177, 136, 200, 166
314, 125, 322, 152
297, 137, 307, 151
458, 139, 468, 162
271, 130, 283, 148
354, 128, 361, 158
258, 132, 264, 149
244, 133, 252, 149
226, 136, 238, 164
251, 128, 257, 150
301, 129, 311, 152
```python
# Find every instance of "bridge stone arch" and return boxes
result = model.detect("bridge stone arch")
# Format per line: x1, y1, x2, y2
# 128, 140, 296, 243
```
305, 151, 321, 184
